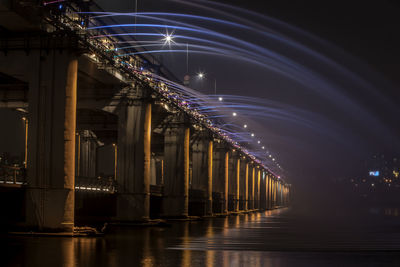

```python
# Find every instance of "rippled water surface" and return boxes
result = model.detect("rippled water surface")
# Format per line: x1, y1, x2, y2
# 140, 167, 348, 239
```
3, 208, 400, 266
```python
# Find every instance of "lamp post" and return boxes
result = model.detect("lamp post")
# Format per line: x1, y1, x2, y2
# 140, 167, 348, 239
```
22, 117, 28, 168
113, 143, 118, 181
197, 72, 218, 95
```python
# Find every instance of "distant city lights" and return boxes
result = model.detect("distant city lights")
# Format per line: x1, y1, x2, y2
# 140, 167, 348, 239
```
369, 171, 380, 177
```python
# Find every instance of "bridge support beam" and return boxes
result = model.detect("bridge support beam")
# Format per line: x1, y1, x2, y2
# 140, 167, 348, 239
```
191, 136, 213, 216
116, 93, 151, 222
271, 178, 275, 208
228, 150, 240, 212
267, 174, 272, 210
206, 141, 213, 215
77, 130, 97, 177
223, 150, 229, 214
272, 178, 277, 209
25, 51, 77, 232
253, 167, 258, 210
260, 171, 266, 210
162, 119, 190, 218
248, 165, 255, 210
244, 162, 249, 211
211, 142, 226, 214
256, 168, 261, 210
238, 158, 247, 211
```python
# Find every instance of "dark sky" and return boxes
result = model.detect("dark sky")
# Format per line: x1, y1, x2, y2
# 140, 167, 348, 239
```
236, 0, 400, 88
97, 0, 400, 88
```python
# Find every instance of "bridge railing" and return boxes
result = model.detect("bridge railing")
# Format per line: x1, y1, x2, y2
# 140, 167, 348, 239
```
0, 165, 26, 185
75, 176, 117, 193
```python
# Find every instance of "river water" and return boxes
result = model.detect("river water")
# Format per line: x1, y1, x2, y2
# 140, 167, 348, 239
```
3, 208, 400, 266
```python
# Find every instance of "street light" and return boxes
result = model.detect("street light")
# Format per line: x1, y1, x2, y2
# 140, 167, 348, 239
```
196, 71, 218, 94
218, 97, 223, 101
243, 124, 247, 128
232, 112, 237, 116
112, 143, 118, 181
22, 117, 28, 168
163, 34, 174, 45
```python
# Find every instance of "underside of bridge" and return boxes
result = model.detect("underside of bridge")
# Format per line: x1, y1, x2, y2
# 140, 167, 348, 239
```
0, 0, 290, 232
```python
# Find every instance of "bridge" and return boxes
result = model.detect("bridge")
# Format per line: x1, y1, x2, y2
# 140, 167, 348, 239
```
0, 0, 290, 232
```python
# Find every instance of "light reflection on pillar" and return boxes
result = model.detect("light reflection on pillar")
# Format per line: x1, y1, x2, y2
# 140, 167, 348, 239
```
235, 214, 240, 228
62, 238, 76, 267
206, 219, 215, 267
141, 229, 155, 267
206, 218, 214, 238
181, 223, 191, 267
255, 252, 261, 267
232, 252, 240, 266
75, 238, 100, 266
244, 213, 249, 223
222, 250, 229, 267
223, 218, 229, 234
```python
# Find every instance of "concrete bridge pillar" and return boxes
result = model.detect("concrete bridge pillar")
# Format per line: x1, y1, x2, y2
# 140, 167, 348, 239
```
228, 150, 240, 212
256, 167, 261, 210
248, 164, 255, 210
260, 171, 266, 210
223, 149, 229, 214
282, 185, 286, 206
162, 116, 190, 218
267, 174, 272, 210
244, 161, 249, 211
272, 177, 276, 208
265, 175, 269, 210
272, 177, 277, 209
191, 135, 213, 216
25, 51, 78, 232
211, 142, 226, 214
235, 156, 240, 212
286, 186, 290, 206
238, 158, 248, 211
77, 130, 97, 177
116, 90, 152, 222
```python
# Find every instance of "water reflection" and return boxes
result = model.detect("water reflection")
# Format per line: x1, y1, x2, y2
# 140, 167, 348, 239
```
3, 208, 400, 266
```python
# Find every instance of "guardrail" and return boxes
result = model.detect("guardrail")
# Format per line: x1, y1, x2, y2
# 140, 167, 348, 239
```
0, 165, 26, 185
75, 176, 116, 193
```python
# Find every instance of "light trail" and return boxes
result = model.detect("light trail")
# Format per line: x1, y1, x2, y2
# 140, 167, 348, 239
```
56, 3, 400, 177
